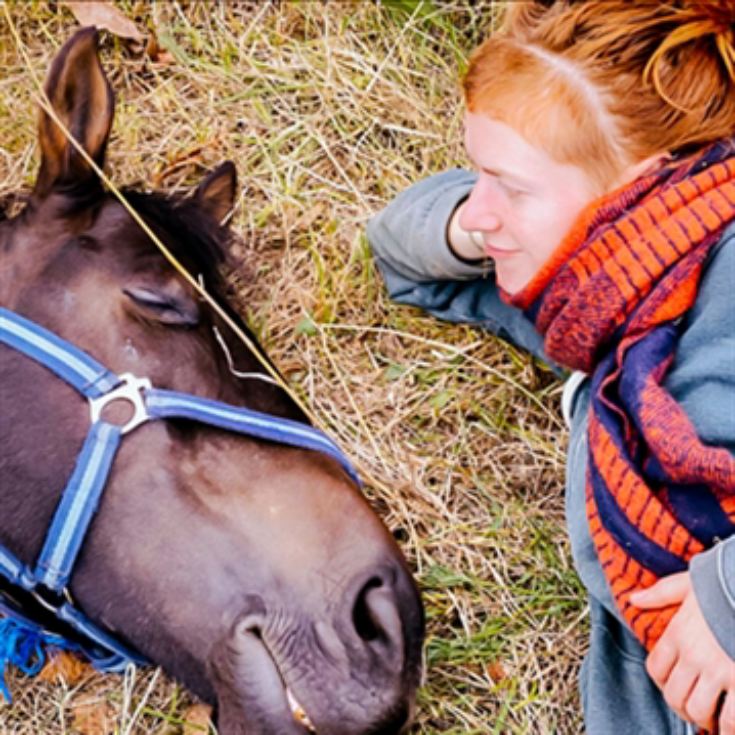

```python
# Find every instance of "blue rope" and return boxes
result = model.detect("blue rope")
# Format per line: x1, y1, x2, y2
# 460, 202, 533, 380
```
0, 615, 79, 702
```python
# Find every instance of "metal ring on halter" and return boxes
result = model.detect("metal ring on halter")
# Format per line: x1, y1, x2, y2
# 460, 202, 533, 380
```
30, 585, 74, 616
88, 373, 152, 434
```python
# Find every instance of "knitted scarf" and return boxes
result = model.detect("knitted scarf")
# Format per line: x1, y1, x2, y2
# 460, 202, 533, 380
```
510, 138, 735, 650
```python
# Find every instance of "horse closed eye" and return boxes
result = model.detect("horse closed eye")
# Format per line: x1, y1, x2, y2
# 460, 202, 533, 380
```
123, 286, 200, 327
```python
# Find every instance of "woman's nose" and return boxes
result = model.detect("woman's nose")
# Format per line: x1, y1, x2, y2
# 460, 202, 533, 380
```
459, 178, 502, 233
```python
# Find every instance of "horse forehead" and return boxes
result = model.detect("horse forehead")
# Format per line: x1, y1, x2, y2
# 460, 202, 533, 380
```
88, 199, 140, 242
6, 197, 134, 267
0, 205, 82, 305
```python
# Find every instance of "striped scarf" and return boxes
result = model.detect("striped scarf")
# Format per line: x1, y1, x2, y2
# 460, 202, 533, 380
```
511, 138, 735, 650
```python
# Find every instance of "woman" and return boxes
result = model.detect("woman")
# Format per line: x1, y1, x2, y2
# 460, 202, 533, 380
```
367, 2, 734, 733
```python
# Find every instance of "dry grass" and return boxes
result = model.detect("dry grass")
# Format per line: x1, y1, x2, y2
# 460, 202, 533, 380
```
0, 2, 586, 733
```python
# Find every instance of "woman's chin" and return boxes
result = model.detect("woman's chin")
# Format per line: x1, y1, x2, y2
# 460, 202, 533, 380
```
493, 265, 531, 296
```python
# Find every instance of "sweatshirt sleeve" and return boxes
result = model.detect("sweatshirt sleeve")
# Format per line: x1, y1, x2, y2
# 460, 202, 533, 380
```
690, 538, 735, 659
366, 169, 556, 366
367, 168, 485, 283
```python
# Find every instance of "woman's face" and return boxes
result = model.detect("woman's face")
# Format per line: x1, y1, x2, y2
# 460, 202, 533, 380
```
460, 112, 601, 294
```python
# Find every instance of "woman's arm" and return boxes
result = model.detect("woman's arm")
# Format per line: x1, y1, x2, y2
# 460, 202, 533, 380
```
691, 539, 735, 660
367, 169, 485, 284
664, 228, 735, 647
367, 169, 555, 364
637, 231, 735, 732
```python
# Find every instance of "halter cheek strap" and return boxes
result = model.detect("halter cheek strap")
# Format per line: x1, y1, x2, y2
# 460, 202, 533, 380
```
0, 306, 361, 700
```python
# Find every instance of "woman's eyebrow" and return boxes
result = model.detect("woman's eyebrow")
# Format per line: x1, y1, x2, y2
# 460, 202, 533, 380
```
480, 166, 533, 188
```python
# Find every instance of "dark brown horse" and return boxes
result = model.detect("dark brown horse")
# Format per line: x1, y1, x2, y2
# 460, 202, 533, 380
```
0, 28, 423, 734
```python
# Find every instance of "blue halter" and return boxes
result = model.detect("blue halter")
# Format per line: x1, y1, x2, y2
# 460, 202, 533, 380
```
0, 306, 360, 700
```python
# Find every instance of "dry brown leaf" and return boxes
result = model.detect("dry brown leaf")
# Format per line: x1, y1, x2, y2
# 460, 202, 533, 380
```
145, 34, 175, 66
38, 649, 94, 685
63, 1, 144, 43
182, 703, 213, 735
151, 146, 208, 187
485, 659, 508, 682
72, 699, 115, 735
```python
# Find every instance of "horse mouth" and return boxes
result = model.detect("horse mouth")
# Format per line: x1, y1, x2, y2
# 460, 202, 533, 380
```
218, 620, 322, 734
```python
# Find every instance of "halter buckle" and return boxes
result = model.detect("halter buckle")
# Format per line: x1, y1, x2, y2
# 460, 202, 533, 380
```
30, 585, 74, 616
89, 373, 152, 435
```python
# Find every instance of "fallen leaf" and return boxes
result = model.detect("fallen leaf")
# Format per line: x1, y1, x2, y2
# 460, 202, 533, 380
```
72, 699, 115, 735
63, 1, 145, 43
485, 659, 507, 682
145, 34, 174, 66
182, 703, 213, 734
38, 649, 94, 685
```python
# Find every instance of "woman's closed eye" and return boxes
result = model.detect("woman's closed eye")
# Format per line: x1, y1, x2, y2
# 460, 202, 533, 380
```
502, 182, 527, 198
497, 178, 530, 200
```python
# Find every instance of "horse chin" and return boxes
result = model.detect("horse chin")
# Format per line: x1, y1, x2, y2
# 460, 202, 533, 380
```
211, 623, 316, 735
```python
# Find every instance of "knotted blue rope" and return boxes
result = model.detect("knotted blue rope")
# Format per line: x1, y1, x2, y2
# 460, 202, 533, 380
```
0, 615, 79, 702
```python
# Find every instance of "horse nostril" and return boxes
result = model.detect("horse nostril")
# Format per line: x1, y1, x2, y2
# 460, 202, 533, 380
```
352, 576, 384, 642
351, 572, 404, 656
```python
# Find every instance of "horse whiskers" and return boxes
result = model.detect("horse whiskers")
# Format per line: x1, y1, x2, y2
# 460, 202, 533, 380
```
201, 269, 279, 387
212, 325, 279, 386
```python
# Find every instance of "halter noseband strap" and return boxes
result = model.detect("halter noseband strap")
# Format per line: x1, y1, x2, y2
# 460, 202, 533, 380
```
0, 307, 361, 694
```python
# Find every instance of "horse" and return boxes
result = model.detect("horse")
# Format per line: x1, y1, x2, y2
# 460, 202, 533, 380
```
0, 28, 424, 735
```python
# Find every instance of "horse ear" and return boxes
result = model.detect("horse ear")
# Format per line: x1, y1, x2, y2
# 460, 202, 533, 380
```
195, 162, 237, 223
33, 27, 114, 199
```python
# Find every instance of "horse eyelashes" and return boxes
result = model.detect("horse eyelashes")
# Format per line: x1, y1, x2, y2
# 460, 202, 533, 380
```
122, 285, 200, 327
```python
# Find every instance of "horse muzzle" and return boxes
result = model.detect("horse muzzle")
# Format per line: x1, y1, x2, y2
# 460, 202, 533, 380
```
210, 565, 422, 735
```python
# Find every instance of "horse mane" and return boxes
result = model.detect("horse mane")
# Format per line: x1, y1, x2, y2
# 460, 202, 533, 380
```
119, 187, 277, 396
120, 188, 230, 292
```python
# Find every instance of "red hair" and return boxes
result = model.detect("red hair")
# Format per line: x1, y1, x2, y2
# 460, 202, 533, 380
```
463, 1, 735, 191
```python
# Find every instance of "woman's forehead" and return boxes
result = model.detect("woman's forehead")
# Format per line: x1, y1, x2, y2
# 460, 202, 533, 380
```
463, 112, 561, 183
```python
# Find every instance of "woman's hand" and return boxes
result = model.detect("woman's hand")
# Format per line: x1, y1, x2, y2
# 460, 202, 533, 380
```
631, 572, 735, 734
446, 201, 486, 262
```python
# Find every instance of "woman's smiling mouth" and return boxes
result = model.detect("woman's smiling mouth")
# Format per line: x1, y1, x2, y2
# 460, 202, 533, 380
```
483, 242, 521, 258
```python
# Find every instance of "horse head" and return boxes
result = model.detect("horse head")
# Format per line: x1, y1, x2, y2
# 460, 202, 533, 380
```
0, 28, 423, 734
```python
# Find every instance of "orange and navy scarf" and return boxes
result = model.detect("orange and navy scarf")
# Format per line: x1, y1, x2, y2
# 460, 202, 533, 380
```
511, 138, 735, 650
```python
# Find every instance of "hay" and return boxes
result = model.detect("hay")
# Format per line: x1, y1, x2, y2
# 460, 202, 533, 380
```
0, 2, 585, 733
